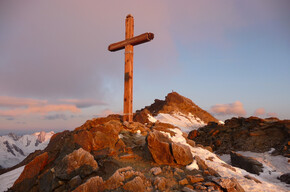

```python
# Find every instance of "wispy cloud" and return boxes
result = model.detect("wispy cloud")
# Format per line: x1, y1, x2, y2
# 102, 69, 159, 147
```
43, 114, 67, 120
0, 104, 80, 117
0, 96, 47, 107
0, 96, 81, 117
210, 101, 246, 116
59, 99, 106, 108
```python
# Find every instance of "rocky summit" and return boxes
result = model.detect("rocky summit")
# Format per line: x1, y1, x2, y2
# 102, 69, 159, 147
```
134, 92, 218, 124
9, 117, 245, 192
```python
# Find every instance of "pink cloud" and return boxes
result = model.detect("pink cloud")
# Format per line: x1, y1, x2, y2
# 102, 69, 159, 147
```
0, 96, 47, 107
0, 104, 80, 117
254, 108, 266, 116
267, 112, 278, 117
96, 109, 121, 117
210, 101, 246, 116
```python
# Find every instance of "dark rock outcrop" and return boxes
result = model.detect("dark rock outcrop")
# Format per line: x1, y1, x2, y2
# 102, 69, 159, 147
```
189, 116, 290, 156
278, 173, 290, 184
230, 151, 263, 175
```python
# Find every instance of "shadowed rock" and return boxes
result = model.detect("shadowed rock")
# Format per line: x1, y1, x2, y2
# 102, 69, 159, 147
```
230, 151, 263, 175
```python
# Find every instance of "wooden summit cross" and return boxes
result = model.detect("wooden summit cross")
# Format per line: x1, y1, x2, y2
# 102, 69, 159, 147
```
108, 14, 154, 122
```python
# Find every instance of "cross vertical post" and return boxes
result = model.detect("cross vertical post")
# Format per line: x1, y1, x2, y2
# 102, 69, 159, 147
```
124, 15, 134, 122
108, 14, 154, 122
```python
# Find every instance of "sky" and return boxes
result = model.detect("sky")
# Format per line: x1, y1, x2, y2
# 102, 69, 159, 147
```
0, 0, 289, 135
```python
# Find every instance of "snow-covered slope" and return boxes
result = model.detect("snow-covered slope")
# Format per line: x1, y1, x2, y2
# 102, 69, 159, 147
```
0, 166, 24, 192
161, 128, 289, 192
0, 131, 54, 168
148, 112, 206, 132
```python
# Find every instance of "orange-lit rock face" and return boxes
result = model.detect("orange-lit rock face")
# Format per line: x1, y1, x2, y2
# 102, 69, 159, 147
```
14, 152, 48, 185
147, 130, 174, 165
73, 120, 122, 152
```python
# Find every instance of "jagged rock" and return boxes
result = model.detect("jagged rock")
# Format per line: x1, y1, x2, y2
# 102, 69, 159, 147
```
153, 176, 168, 191
179, 178, 189, 185
186, 175, 204, 183
230, 151, 263, 175
147, 130, 175, 164
123, 176, 146, 192
212, 177, 245, 192
150, 167, 162, 176
72, 176, 104, 192
278, 173, 290, 184
172, 143, 193, 165
55, 148, 99, 180
12, 152, 48, 192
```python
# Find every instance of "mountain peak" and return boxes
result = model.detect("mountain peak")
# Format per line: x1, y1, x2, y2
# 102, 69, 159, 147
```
134, 92, 218, 131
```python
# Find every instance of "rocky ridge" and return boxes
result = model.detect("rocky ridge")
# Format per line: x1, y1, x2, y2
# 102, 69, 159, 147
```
188, 116, 290, 157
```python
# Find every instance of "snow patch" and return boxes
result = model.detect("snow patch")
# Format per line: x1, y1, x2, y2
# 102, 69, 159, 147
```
148, 112, 206, 132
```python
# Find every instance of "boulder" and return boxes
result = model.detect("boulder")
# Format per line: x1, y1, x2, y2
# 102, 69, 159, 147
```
55, 148, 98, 180
123, 176, 146, 192
150, 167, 162, 176
147, 130, 174, 164
278, 173, 290, 184
171, 143, 193, 165
230, 151, 263, 175
72, 176, 104, 192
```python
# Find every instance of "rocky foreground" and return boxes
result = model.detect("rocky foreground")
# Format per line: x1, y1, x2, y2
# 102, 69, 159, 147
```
5, 92, 289, 192
9, 116, 245, 192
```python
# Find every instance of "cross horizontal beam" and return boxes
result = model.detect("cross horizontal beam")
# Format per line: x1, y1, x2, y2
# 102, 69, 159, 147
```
108, 32, 154, 52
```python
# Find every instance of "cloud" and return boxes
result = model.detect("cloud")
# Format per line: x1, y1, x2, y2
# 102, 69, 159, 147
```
254, 108, 266, 116
43, 114, 67, 120
210, 101, 246, 116
266, 112, 278, 117
59, 99, 106, 108
0, 96, 47, 107
0, 104, 80, 117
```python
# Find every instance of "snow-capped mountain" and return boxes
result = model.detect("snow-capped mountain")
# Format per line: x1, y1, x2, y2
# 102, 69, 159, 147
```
0, 131, 54, 169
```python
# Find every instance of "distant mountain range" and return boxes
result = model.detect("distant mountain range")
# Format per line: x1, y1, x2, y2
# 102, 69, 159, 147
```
0, 131, 54, 168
